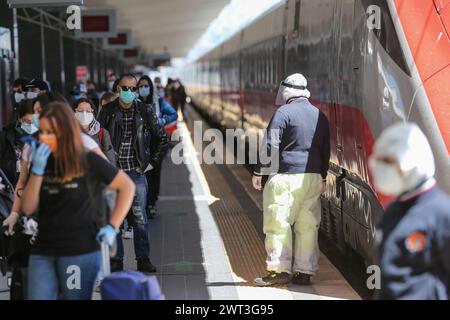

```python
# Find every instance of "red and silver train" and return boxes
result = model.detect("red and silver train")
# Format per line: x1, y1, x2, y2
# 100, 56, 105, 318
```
183, 0, 450, 264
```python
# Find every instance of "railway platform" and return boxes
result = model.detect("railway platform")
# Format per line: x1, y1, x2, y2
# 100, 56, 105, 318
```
103, 106, 360, 300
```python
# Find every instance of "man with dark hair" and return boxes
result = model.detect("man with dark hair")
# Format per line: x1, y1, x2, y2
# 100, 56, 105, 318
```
12, 78, 28, 103
23, 79, 50, 98
98, 73, 168, 273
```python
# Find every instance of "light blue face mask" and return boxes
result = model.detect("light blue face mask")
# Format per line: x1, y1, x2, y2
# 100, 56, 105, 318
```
26, 92, 39, 100
21, 123, 38, 135
14, 92, 25, 103
139, 86, 150, 98
119, 89, 136, 104
32, 114, 40, 128
157, 92, 165, 99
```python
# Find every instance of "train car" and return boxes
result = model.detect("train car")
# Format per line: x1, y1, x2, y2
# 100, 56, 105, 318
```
184, 0, 450, 265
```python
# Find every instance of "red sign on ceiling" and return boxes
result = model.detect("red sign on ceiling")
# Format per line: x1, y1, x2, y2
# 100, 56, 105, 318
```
124, 49, 138, 58
108, 33, 127, 45
82, 16, 110, 33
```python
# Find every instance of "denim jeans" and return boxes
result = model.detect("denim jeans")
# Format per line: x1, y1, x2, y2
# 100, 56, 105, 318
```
116, 170, 150, 260
28, 251, 101, 300
146, 162, 162, 208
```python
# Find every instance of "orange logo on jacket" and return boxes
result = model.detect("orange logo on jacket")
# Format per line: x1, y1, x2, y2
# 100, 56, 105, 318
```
405, 232, 426, 253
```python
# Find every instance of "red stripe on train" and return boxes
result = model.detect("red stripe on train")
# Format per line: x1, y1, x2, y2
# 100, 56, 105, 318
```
230, 88, 396, 208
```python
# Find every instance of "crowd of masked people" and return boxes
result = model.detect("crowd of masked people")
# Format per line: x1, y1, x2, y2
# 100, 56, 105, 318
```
0, 74, 185, 299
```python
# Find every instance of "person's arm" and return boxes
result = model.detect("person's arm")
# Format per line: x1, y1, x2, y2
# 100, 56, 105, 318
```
253, 111, 285, 176
101, 129, 117, 166
2, 159, 29, 233
11, 159, 29, 213
96, 168, 135, 245
21, 175, 42, 216
148, 108, 169, 166
161, 99, 178, 125
252, 111, 285, 190
21, 144, 51, 216
107, 170, 135, 229
320, 113, 331, 180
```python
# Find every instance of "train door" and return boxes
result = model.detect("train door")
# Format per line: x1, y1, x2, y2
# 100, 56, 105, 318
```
0, 27, 13, 129
336, 0, 383, 264
335, 0, 356, 168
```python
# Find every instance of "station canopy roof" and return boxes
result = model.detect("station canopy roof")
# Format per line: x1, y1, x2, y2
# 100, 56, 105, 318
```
84, 0, 229, 58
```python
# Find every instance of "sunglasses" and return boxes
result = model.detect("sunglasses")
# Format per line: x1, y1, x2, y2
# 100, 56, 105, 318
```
120, 86, 137, 92
139, 85, 150, 89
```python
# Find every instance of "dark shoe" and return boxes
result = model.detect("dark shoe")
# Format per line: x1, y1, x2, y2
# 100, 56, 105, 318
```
110, 259, 123, 273
137, 258, 157, 273
253, 271, 290, 287
292, 272, 312, 285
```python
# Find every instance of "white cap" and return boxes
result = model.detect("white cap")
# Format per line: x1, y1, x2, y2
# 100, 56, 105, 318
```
275, 73, 311, 106
372, 122, 435, 192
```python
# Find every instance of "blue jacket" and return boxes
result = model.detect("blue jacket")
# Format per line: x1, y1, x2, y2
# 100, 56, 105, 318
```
254, 97, 330, 178
154, 97, 178, 126
377, 186, 450, 300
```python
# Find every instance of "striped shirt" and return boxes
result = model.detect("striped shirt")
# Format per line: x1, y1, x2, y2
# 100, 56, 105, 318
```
117, 107, 139, 171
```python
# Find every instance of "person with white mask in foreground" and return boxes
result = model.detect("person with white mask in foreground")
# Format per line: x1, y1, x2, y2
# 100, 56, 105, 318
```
370, 122, 450, 300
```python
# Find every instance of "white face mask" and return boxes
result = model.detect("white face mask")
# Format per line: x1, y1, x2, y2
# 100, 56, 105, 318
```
75, 111, 94, 126
370, 158, 405, 196
14, 92, 25, 103
26, 91, 39, 100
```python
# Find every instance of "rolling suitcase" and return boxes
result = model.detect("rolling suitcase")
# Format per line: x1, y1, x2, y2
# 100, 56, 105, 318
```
0, 225, 30, 300
99, 242, 164, 300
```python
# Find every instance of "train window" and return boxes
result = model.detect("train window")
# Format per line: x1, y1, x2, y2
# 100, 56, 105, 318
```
362, 0, 411, 76
294, 0, 301, 35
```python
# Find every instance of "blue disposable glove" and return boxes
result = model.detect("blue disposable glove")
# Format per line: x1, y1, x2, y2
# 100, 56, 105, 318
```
96, 224, 118, 246
31, 143, 51, 176
20, 136, 38, 146
157, 117, 165, 127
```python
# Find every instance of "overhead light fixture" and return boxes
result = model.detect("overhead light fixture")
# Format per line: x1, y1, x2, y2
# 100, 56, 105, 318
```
7, 0, 83, 8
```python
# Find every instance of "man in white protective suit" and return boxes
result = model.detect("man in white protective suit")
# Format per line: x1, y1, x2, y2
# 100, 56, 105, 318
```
252, 74, 331, 286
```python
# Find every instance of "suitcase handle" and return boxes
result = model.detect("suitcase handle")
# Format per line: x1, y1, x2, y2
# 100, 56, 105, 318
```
101, 241, 111, 277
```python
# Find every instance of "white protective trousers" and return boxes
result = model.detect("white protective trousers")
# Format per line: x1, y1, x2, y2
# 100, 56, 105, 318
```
263, 173, 323, 275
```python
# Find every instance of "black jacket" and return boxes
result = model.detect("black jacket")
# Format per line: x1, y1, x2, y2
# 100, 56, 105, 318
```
377, 186, 450, 299
0, 125, 26, 186
254, 97, 330, 178
97, 98, 168, 172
